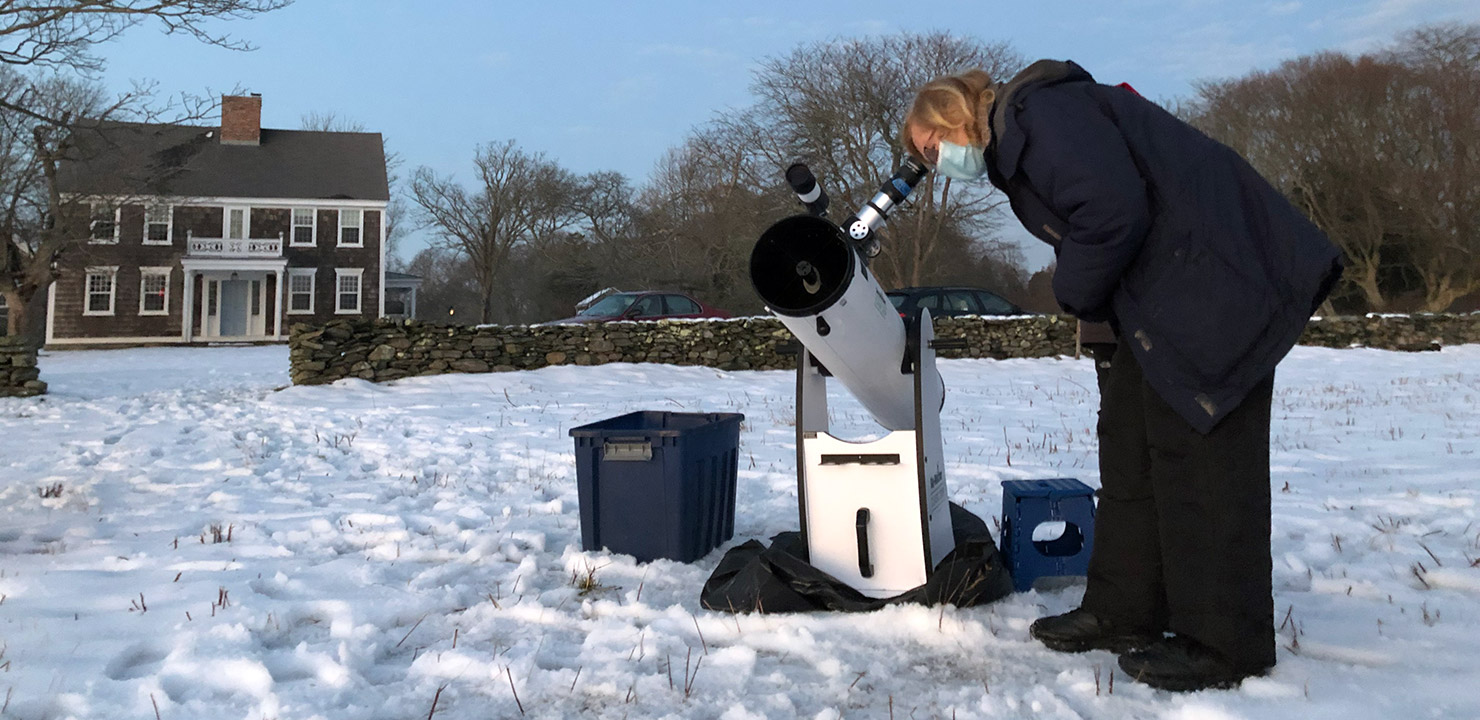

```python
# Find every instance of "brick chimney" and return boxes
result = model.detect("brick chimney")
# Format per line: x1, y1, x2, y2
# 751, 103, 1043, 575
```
220, 94, 262, 145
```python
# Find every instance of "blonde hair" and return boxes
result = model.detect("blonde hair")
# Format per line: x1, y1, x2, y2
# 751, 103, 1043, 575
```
901, 69, 996, 161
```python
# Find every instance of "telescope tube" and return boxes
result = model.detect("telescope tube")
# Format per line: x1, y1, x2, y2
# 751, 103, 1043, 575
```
751, 159, 933, 431
751, 215, 916, 430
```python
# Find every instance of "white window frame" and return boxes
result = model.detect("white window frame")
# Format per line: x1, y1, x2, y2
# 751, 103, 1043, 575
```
83, 266, 118, 316
290, 207, 317, 247
224, 206, 251, 240
89, 203, 119, 244
338, 208, 363, 247
138, 267, 171, 316
287, 268, 316, 315
334, 268, 363, 315
143, 204, 173, 245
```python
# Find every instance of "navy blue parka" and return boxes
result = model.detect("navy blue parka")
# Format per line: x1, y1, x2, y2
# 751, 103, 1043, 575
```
984, 60, 1343, 433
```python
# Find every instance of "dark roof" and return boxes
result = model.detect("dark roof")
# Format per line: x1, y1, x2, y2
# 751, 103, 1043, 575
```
386, 271, 422, 281
56, 121, 389, 202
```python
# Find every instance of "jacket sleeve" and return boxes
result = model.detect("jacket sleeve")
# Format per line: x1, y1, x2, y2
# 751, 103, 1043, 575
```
1016, 89, 1151, 318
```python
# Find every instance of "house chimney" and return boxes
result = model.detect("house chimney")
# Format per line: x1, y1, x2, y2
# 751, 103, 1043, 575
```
220, 94, 262, 145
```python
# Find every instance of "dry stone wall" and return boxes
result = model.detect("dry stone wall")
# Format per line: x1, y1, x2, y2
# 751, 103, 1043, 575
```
288, 313, 1480, 386
0, 338, 44, 397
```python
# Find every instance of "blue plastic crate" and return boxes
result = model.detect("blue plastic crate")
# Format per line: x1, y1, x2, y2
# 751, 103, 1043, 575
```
569, 411, 743, 563
1001, 478, 1096, 592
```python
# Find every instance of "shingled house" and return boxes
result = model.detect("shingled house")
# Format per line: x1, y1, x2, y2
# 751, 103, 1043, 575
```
45, 94, 390, 347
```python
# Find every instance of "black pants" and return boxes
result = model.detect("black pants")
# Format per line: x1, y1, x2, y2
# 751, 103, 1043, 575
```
1080, 344, 1276, 671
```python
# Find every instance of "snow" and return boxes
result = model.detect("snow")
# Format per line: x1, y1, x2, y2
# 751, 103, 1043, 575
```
1, 343, 1478, 719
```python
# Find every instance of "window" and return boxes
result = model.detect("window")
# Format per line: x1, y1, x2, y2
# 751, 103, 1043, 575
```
139, 268, 170, 315
335, 268, 362, 314
84, 267, 117, 316
974, 291, 1019, 315
630, 295, 663, 318
89, 203, 118, 243
288, 269, 315, 314
226, 207, 249, 239
942, 291, 981, 315
664, 294, 700, 315
291, 208, 316, 246
339, 209, 362, 246
144, 205, 172, 245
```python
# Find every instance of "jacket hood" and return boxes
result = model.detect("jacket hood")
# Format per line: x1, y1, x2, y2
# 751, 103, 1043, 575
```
988, 59, 1095, 178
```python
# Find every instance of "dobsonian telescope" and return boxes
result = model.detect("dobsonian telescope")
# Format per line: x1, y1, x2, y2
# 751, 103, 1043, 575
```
749, 159, 961, 598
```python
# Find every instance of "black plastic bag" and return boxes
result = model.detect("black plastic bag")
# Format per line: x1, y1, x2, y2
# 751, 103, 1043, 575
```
700, 503, 1014, 613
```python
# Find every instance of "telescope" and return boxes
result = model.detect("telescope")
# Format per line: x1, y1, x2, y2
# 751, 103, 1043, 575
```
749, 158, 957, 598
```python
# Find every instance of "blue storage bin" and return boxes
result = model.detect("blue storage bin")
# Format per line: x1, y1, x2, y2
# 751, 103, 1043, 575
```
569, 411, 743, 563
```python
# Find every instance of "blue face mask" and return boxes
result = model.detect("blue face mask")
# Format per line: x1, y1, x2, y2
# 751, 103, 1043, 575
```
936, 140, 987, 180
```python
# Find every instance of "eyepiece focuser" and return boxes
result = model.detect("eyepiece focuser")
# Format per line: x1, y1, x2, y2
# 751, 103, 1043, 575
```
842, 157, 929, 257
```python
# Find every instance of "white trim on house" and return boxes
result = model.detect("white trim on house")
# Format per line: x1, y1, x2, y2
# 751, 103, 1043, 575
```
379, 207, 387, 318
45, 282, 55, 344
83, 266, 118, 316
143, 203, 173, 245
60, 193, 389, 210
338, 208, 363, 247
290, 207, 317, 247
47, 335, 195, 346
287, 268, 316, 315
335, 268, 363, 315
89, 203, 119, 244
138, 266, 171, 316
179, 258, 288, 345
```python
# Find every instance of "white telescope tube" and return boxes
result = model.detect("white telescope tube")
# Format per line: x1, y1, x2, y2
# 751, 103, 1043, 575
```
750, 215, 918, 431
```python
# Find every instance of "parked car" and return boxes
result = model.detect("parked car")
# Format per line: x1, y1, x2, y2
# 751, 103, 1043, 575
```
885, 286, 1025, 320
544, 291, 731, 324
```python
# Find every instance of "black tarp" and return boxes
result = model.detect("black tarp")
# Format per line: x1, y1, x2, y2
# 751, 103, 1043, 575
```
700, 503, 1014, 613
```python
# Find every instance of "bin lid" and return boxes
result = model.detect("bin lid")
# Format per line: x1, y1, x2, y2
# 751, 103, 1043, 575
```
569, 410, 744, 438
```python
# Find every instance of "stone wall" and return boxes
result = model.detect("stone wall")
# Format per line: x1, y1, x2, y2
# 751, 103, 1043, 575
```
288, 313, 1480, 386
0, 338, 44, 397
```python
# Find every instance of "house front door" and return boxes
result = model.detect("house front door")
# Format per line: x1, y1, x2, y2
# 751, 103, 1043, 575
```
219, 279, 249, 336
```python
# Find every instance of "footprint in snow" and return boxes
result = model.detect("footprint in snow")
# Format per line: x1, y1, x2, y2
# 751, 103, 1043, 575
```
104, 642, 171, 681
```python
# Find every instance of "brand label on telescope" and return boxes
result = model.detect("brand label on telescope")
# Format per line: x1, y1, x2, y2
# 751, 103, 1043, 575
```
927, 469, 947, 508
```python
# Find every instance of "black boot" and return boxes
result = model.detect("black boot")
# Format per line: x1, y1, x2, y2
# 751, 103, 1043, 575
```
1118, 635, 1270, 691
1029, 609, 1159, 653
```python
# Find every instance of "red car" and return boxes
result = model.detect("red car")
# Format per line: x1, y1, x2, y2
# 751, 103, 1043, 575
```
544, 291, 731, 324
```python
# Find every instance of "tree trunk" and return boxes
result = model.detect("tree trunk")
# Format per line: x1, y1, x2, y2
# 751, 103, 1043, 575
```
480, 285, 496, 326
2, 284, 46, 347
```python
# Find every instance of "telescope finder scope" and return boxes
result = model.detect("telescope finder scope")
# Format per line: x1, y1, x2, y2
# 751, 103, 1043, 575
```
786, 163, 829, 217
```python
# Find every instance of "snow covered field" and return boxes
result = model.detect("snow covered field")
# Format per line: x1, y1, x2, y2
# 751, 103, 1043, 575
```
1, 344, 1477, 720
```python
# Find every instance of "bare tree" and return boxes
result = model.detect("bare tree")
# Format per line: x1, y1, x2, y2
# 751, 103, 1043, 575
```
409, 140, 585, 324
1384, 23, 1480, 311
621, 131, 789, 314
405, 245, 480, 322
720, 31, 1023, 289
0, 70, 184, 339
1186, 22, 1480, 312
0, 0, 290, 75
0, 0, 290, 342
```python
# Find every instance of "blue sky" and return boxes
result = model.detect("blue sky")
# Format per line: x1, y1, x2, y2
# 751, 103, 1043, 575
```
96, 0, 1478, 269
